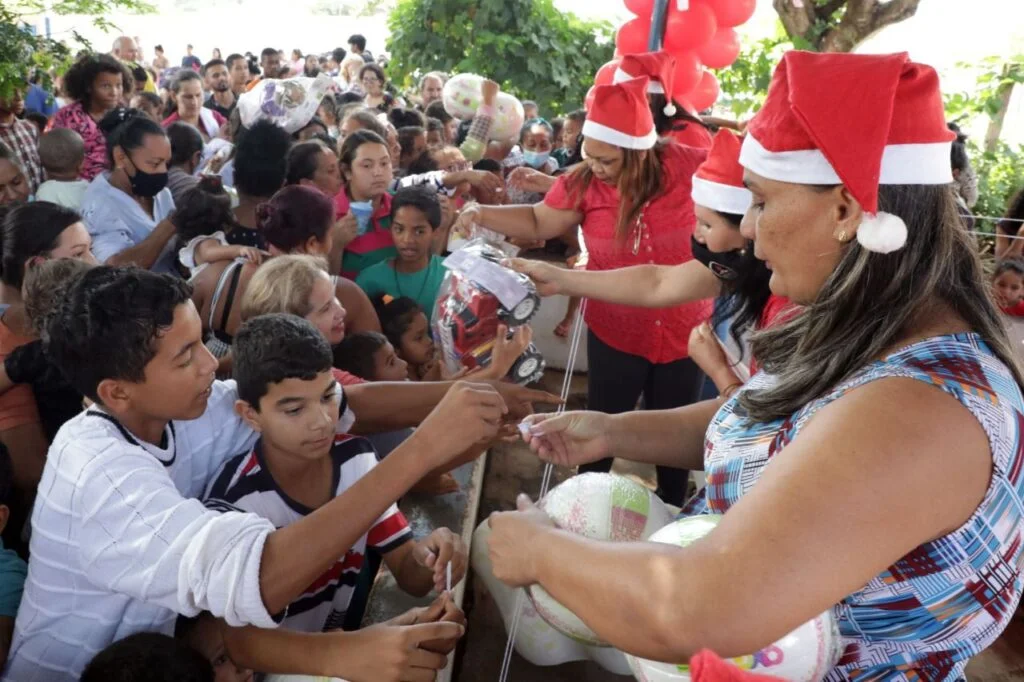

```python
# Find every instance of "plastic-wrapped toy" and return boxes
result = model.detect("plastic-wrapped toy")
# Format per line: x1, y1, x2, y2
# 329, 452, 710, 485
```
433, 239, 544, 384
237, 73, 337, 134
442, 73, 526, 141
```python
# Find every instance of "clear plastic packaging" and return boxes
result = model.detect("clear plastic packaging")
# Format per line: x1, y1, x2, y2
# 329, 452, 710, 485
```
433, 239, 545, 384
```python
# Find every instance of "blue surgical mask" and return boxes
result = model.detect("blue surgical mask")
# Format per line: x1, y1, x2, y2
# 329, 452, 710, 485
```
523, 150, 551, 170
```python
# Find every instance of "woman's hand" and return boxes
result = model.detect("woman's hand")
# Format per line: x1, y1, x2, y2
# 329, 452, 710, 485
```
519, 411, 613, 467
508, 167, 555, 194
333, 213, 360, 249
505, 258, 566, 297
687, 322, 731, 381
488, 494, 555, 587
451, 203, 482, 242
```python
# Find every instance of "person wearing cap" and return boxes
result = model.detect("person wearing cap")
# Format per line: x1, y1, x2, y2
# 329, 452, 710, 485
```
614, 51, 713, 150
512, 128, 790, 391
486, 51, 1024, 678
453, 76, 710, 507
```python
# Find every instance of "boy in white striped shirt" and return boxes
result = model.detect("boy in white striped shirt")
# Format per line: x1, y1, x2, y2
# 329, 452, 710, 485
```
5, 266, 506, 682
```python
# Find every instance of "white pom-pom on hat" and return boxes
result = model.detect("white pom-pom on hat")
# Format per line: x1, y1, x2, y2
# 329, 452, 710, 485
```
664, 102, 677, 116
856, 212, 907, 254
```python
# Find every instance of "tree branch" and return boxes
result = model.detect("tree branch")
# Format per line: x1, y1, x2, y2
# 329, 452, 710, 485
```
819, 0, 846, 18
872, 0, 922, 28
772, 0, 817, 45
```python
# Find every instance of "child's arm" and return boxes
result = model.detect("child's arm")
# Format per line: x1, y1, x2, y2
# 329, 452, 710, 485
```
194, 239, 266, 267
472, 324, 532, 381
384, 527, 467, 597
0, 341, 46, 396
222, 608, 462, 680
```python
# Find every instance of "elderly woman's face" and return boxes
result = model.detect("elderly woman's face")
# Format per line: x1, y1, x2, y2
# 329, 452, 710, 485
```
740, 169, 862, 305
0, 160, 30, 206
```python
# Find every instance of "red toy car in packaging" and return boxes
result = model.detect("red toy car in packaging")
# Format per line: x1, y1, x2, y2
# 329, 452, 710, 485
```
433, 239, 545, 384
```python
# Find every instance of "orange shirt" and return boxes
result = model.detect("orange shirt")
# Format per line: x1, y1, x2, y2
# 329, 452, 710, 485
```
0, 320, 40, 431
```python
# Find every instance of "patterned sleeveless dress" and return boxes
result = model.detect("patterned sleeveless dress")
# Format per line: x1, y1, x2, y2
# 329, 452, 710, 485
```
685, 333, 1024, 681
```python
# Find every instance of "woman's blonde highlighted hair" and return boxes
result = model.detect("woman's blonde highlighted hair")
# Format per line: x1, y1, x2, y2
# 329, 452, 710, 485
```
240, 254, 330, 322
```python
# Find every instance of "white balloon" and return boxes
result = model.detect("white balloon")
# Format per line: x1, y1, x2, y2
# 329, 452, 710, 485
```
442, 73, 526, 141
626, 515, 844, 682
526, 473, 676, 646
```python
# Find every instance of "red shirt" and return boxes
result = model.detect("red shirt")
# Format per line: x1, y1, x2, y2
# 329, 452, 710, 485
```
1004, 301, 1024, 317
334, 191, 397, 280
667, 123, 713, 151
545, 142, 711, 363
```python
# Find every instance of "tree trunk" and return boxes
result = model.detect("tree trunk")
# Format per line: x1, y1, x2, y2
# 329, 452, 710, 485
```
774, 0, 922, 53
984, 63, 1018, 152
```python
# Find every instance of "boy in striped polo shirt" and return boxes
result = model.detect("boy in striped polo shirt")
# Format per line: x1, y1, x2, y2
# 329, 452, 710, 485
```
205, 314, 467, 642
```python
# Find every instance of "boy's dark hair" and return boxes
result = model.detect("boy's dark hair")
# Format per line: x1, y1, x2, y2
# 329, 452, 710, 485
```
225, 53, 245, 70
333, 331, 389, 380
24, 258, 94, 338
286, 140, 331, 186
167, 121, 204, 167
233, 313, 334, 409
425, 117, 444, 135
391, 185, 442, 230
173, 176, 235, 242
389, 107, 426, 130
201, 58, 226, 76
337, 91, 365, 107
100, 107, 166, 165
294, 116, 329, 141
398, 126, 425, 157
342, 108, 387, 139
406, 150, 438, 176
25, 111, 48, 136
260, 47, 279, 60
81, 632, 213, 682
373, 295, 424, 350
234, 119, 292, 198
47, 266, 193, 403
0, 441, 12, 510
348, 34, 367, 52
994, 259, 1024, 279
38, 128, 85, 176
424, 100, 451, 125
948, 122, 970, 173
135, 90, 163, 110
566, 108, 587, 125
332, 47, 347, 64
473, 158, 502, 173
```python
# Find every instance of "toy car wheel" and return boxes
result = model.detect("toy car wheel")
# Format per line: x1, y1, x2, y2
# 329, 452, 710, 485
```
502, 294, 539, 325
510, 350, 543, 384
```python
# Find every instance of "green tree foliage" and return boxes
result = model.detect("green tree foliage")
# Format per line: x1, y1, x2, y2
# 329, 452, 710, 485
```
1, 0, 152, 100
715, 32, 790, 118
386, 0, 614, 116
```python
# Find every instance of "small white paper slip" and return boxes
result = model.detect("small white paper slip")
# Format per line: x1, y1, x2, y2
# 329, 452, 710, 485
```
446, 562, 453, 592
517, 421, 532, 438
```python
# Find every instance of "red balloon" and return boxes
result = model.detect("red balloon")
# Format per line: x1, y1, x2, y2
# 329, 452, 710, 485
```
697, 27, 741, 69
585, 85, 597, 112
616, 16, 651, 56
688, 69, 720, 111
671, 51, 703, 99
623, 0, 655, 17
594, 59, 621, 87
703, 0, 756, 28
663, 1, 718, 54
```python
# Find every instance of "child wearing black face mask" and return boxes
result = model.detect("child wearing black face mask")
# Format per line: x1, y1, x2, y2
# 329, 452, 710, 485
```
81, 108, 180, 273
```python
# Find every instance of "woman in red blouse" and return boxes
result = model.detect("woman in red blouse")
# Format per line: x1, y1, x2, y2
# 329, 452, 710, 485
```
453, 77, 709, 505
48, 54, 134, 181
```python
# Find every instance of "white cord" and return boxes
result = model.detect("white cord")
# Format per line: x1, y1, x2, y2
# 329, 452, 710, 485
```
496, 298, 587, 682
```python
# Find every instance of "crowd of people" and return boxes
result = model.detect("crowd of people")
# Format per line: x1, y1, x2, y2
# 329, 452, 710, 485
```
0, 26, 1020, 682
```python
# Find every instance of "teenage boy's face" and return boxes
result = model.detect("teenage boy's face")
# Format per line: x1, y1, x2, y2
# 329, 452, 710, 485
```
244, 370, 341, 460
391, 205, 434, 265
106, 302, 218, 421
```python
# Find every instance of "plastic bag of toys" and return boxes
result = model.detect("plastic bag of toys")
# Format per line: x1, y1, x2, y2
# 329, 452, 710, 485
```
237, 73, 337, 134
433, 239, 545, 384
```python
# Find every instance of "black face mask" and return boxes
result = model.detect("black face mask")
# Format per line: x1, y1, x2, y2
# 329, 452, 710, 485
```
126, 155, 168, 198
690, 234, 752, 282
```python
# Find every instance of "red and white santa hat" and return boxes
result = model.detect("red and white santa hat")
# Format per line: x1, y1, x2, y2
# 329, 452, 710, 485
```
740, 51, 955, 254
582, 77, 658, 150
613, 51, 680, 116
691, 129, 751, 215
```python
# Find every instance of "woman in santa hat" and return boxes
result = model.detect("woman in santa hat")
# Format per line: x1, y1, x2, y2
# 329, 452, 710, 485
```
487, 51, 1024, 679
615, 50, 713, 150
453, 76, 709, 507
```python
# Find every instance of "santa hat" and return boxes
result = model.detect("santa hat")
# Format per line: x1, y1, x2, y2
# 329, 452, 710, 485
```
582, 77, 658, 151
613, 51, 679, 116
739, 51, 955, 254
691, 130, 751, 215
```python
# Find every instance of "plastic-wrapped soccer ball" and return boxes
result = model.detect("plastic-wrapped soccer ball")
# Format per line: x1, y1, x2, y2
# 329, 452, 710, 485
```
526, 473, 675, 646
626, 515, 843, 682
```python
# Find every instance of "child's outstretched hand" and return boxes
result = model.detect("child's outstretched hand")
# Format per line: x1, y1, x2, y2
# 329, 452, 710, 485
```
412, 527, 468, 594
489, 324, 533, 379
